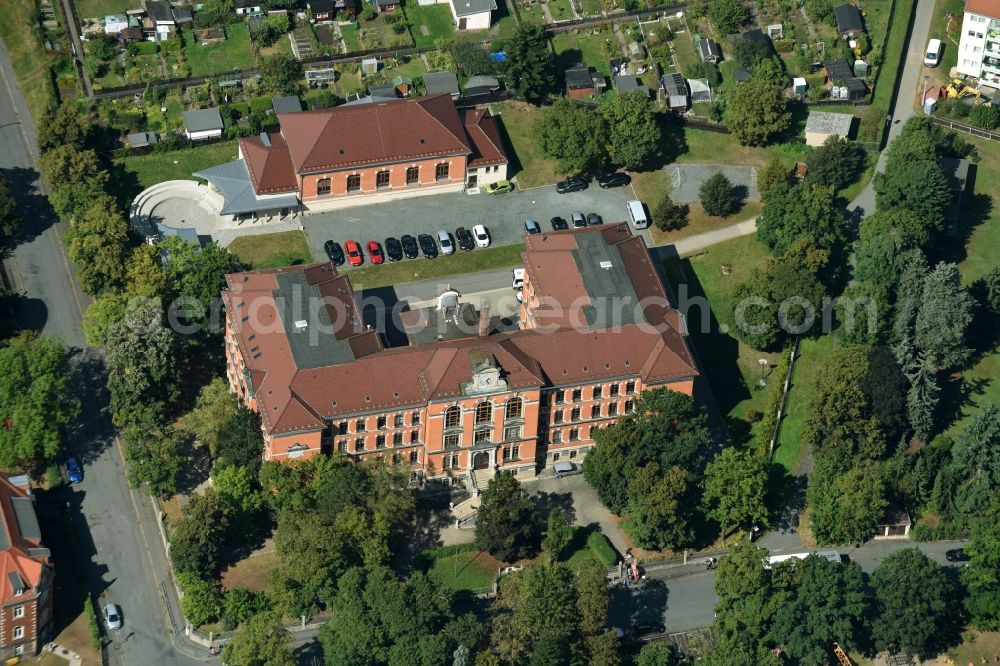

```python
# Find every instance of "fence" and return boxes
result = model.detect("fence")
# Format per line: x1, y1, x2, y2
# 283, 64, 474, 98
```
929, 116, 1000, 142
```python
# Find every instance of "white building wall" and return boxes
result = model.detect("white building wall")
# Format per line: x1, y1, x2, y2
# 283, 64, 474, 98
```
467, 164, 507, 188
958, 11, 988, 78
186, 128, 223, 141
458, 9, 492, 29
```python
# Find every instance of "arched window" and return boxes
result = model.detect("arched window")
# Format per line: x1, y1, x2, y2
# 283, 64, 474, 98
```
475, 401, 492, 425
444, 405, 461, 429
505, 397, 523, 420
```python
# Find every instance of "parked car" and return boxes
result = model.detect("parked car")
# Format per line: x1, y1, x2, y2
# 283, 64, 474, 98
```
367, 241, 384, 265
484, 179, 513, 195
455, 226, 475, 251
385, 237, 403, 262
633, 622, 666, 640
401, 234, 419, 259
553, 461, 581, 477
550, 216, 569, 231
946, 548, 970, 562
587, 212, 604, 226
437, 230, 455, 255
571, 212, 586, 228
599, 172, 632, 188
344, 239, 364, 266
524, 219, 541, 235
65, 457, 83, 484
512, 268, 525, 289
556, 177, 588, 194
418, 234, 438, 259
103, 603, 123, 630
473, 224, 491, 248
323, 240, 345, 266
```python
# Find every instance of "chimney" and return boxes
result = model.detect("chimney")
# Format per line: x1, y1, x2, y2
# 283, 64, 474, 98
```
478, 302, 491, 338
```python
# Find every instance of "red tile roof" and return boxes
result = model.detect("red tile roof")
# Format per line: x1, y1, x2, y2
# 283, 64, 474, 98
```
279, 94, 473, 173
462, 108, 509, 168
0, 475, 49, 604
239, 133, 299, 194
966, 0, 1000, 18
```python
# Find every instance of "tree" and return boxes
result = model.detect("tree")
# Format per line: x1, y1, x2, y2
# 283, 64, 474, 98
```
213, 464, 264, 513
862, 346, 909, 445
216, 406, 265, 472
653, 192, 689, 231
708, 0, 750, 34
756, 182, 844, 256
63, 197, 130, 294
177, 377, 238, 454
713, 541, 773, 645
476, 471, 537, 561
702, 448, 769, 534
170, 487, 234, 579
223, 588, 269, 629
258, 54, 302, 95
870, 548, 959, 658
873, 161, 951, 230
0, 171, 19, 243
756, 156, 790, 197
733, 38, 773, 72
542, 509, 572, 562
699, 172, 739, 217
724, 77, 790, 146
0, 333, 78, 470
82, 293, 128, 347
623, 464, 692, 550
950, 402, 1000, 516
807, 456, 887, 545
583, 389, 711, 514
506, 24, 556, 102
449, 41, 499, 77
603, 91, 662, 170
176, 572, 223, 627
533, 98, 608, 175
37, 102, 96, 152
221, 612, 294, 666
768, 556, 871, 664
635, 642, 679, 666
859, 207, 934, 252
39, 145, 109, 219
970, 103, 1000, 129
490, 564, 583, 663
122, 407, 185, 496
963, 518, 1000, 629
897, 341, 940, 442
160, 236, 242, 320
914, 262, 974, 369
575, 558, 611, 637
125, 244, 167, 299
805, 136, 865, 192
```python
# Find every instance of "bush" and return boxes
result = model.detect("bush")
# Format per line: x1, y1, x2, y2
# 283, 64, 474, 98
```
708, 0, 750, 34
969, 103, 1000, 130
774, 38, 796, 53
699, 172, 739, 217
587, 531, 618, 566
85, 596, 102, 649
361, 4, 377, 20
653, 192, 689, 231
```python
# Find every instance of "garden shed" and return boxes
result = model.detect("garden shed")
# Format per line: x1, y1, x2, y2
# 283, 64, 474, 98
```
698, 38, 721, 63
423, 70, 461, 98
615, 75, 648, 98
834, 4, 864, 39
659, 72, 688, 111
804, 111, 854, 146
824, 59, 868, 100
687, 78, 712, 103
566, 64, 605, 99
272, 96, 302, 114
182, 108, 224, 141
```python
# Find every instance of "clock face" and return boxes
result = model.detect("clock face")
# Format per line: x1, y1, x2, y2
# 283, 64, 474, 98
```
482, 375, 493, 385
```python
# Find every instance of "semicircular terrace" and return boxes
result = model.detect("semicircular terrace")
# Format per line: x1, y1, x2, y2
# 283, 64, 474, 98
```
129, 179, 223, 242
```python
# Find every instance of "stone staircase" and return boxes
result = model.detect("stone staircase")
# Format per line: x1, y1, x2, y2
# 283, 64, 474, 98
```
473, 468, 494, 491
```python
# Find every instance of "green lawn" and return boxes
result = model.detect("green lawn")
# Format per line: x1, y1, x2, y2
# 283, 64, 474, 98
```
427, 550, 498, 591
118, 140, 239, 190
582, 0, 602, 14
487, 101, 561, 188
404, 3, 455, 48
673, 32, 701, 74
930, 0, 965, 77
0, 0, 57, 121
341, 23, 362, 52
772, 335, 837, 475
552, 28, 617, 77
345, 243, 524, 290
862, 0, 916, 141
548, 0, 575, 21
228, 231, 314, 269
183, 24, 253, 77
75, 0, 133, 18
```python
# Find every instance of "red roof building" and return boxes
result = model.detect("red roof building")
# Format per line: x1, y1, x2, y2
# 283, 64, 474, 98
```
223, 225, 700, 488
195, 94, 510, 218
0, 475, 52, 659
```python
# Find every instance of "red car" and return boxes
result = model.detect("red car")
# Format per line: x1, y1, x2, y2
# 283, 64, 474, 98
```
345, 240, 364, 266
367, 240, 384, 265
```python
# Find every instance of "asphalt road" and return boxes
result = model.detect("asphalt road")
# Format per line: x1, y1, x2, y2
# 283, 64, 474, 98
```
0, 38, 205, 666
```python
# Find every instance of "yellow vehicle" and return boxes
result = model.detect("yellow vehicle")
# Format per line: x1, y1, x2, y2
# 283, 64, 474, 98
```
946, 78, 982, 99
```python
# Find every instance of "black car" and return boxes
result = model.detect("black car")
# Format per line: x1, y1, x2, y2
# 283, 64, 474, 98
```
456, 226, 475, 251
946, 548, 970, 562
599, 172, 632, 188
401, 234, 419, 259
633, 622, 666, 640
587, 212, 604, 226
385, 237, 403, 262
323, 240, 345, 266
418, 233, 438, 259
550, 216, 569, 231
555, 177, 588, 194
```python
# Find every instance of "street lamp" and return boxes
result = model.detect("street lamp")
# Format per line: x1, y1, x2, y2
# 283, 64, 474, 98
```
758, 358, 768, 387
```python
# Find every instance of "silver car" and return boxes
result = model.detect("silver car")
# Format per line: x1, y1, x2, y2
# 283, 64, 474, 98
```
436, 230, 455, 255
553, 461, 581, 477
103, 603, 122, 630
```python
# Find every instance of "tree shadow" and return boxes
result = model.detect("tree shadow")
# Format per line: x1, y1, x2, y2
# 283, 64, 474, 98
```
934, 164, 991, 267
533, 490, 577, 525
492, 116, 524, 183
64, 347, 115, 466
608, 578, 668, 628
394, 488, 461, 574
553, 48, 583, 87
935, 371, 991, 434
104, 160, 144, 213
767, 466, 806, 533
1, 166, 60, 247
173, 436, 213, 496
651, 115, 690, 169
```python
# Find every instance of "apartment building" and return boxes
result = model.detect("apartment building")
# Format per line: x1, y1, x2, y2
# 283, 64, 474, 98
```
222, 224, 699, 487
956, 0, 1000, 85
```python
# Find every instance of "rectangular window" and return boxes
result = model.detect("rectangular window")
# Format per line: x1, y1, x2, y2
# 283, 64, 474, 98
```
553, 451, 561, 461
624, 400, 635, 414
444, 433, 460, 449
355, 418, 366, 432
504, 445, 520, 461
610, 384, 620, 397
569, 428, 580, 442
625, 381, 636, 394
376, 435, 386, 449
406, 166, 420, 185
590, 404, 601, 419
13, 646, 22, 656
504, 424, 521, 440
410, 430, 419, 444
570, 449, 578, 458
572, 389, 582, 402
354, 438, 365, 452
347, 174, 361, 192
445, 408, 461, 428
392, 453, 401, 464
443, 453, 460, 470
12, 606, 23, 619
411, 411, 421, 425
376, 170, 391, 189
971, 30, 978, 36
337, 421, 348, 435
551, 430, 562, 444
377, 415, 387, 429
394, 414, 404, 428
554, 390, 565, 404
570, 407, 581, 422
393, 431, 403, 446
553, 410, 564, 424
338, 440, 347, 453
608, 402, 618, 416
409, 450, 419, 463
474, 430, 491, 444
317, 177, 331, 196
435, 163, 450, 181
13, 626, 23, 640
593, 385, 603, 399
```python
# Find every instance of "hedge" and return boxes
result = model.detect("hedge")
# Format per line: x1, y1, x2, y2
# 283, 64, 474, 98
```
755, 345, 794, 457
415, 541, 480, 571
587, 531, 618, 566
84, 596, 102, 649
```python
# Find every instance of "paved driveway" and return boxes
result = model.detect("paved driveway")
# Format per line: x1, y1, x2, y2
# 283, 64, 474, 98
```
523, 472, 629, 555
301, 184, 639, 260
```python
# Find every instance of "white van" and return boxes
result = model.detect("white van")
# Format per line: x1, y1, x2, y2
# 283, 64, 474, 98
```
626, 200, 649, 229
924, 38, 942, 67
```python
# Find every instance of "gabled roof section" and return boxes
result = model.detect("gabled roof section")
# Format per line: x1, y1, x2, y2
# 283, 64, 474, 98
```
0, 475, 49, 604
461, 108, 509, 168
966, 0, 1000, 18
239, 133, 299, 194
279, 94, 472, 173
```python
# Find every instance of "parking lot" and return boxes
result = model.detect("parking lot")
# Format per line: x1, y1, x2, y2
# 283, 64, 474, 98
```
300, 182, 643, 264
